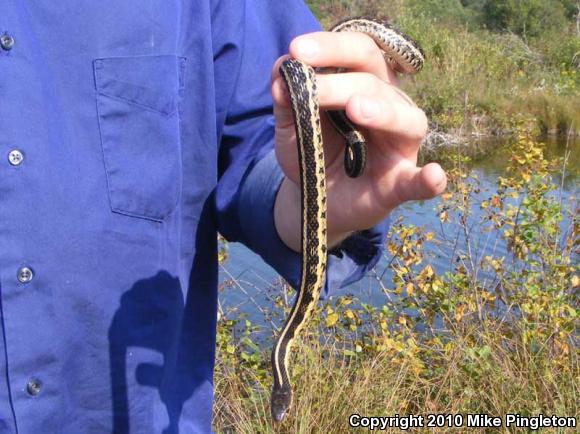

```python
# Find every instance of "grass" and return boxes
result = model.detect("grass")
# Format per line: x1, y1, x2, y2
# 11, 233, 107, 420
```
212, 2, 579, 431
214, 327, 577, 433
213, 130, 578, 433
305, 0, 580, 137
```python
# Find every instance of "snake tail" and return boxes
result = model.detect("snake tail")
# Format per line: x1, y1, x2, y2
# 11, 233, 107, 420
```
325, 17, 424, 178
326, 110, 367, 177
271, 58, 328, 423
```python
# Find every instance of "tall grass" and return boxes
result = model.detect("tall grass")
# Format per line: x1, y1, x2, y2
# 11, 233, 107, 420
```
212, 3, 578, 431
306, 0, 580, 136
213, 129, 578, 433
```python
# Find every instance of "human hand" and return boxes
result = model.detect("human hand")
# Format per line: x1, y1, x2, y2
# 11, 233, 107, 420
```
272, 31, 447, 252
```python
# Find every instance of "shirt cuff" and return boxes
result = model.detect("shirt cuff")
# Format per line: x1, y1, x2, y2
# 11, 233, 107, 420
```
238, 150, 389, 298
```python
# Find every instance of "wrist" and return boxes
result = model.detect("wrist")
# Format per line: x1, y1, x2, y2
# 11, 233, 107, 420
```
274, 177, 301, 252
274, 176, 353, 252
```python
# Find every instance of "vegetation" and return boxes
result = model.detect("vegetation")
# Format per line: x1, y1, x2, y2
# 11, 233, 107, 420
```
212, 2, 578, 432
307, 0, 580, 137
213, 128, 578, 432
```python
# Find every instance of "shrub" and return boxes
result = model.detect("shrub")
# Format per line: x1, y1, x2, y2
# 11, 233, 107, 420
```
213, 129, 578, 433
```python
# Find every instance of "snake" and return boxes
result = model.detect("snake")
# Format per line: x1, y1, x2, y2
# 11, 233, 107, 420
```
270, 17, 425, 423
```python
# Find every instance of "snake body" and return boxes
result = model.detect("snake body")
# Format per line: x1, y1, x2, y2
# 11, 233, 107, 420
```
271, 17, 424, 422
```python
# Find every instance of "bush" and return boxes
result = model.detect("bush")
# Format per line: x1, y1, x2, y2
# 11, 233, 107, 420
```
214, 128, 578, 433
482, 0, 569, 38
306, 0, 580, 136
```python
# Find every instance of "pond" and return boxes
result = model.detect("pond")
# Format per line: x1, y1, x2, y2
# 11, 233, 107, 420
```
218, 135, 578, 325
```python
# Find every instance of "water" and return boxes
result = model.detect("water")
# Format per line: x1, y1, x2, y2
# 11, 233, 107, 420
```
218, 136, 578, 323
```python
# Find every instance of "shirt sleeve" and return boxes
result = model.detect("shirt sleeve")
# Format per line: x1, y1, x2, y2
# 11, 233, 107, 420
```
212, 0, 389, 297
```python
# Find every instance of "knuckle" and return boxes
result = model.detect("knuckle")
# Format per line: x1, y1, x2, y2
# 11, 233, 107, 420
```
412, 108, 429, 140
405, 107, 429, 143
340, 32, 375, 58
361, 38, 379, 61
363, 73, 383, 94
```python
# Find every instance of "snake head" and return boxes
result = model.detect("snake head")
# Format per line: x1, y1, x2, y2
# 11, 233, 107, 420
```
271, 385, 293, 423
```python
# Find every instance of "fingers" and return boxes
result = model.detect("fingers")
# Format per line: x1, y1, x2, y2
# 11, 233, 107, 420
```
272, 70, 427, 145
271, 62, 294, 128
271, 55, 291, 84
274, 68, 411, 110
289, 32, 395, 82
345, 93, 428, 143
316, 73, 415, 110
271, 30, 428, 165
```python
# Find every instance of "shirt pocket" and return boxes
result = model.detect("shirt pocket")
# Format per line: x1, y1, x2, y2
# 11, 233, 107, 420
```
93, 55, 186, 222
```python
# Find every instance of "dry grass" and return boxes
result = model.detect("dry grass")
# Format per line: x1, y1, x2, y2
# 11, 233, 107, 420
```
306, 0, 580, 137
213, 131, 578, 433
214, 322, 578, 433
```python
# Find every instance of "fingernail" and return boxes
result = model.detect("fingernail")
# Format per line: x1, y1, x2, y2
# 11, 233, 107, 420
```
295, 38, 319, 59
360, 97, 379, 119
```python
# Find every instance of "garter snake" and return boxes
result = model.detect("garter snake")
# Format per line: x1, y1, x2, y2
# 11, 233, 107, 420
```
271, 17, 424, 422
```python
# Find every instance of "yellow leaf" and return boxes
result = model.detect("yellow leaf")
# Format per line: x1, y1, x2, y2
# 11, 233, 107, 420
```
454, 304, 466, 322
441, 193, 453, 202
432, 280, 442, 292
325, 312, 339, 327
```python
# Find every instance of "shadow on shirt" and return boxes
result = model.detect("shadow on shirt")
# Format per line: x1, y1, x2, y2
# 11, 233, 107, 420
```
108, 217, 217, 433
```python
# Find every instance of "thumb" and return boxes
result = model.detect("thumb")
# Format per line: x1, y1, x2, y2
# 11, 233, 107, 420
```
395, 162, 447, 204
271, 55, 295, 129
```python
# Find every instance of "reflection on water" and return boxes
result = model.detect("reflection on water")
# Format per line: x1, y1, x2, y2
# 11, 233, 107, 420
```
219, 136, 578, 322
472, 134, 579, 181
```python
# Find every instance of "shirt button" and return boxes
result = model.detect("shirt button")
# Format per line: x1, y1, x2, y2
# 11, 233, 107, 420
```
0, 33, 14, 51
26, 378, 42, 396
17, 266, 34, 284
8, 149, 24, 166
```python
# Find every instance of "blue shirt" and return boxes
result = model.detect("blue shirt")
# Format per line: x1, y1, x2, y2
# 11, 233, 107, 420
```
0, 1, 388, 433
